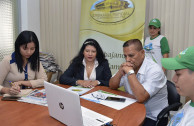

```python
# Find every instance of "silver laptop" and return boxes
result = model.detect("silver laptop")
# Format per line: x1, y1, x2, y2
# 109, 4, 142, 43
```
44, 81, 113, 126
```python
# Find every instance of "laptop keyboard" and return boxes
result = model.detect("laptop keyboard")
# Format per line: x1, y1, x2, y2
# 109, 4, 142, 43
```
83, 116, 102, 126
81, 106, 110, 126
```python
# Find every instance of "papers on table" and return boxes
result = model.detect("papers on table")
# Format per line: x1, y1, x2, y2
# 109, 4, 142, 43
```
16, 86, 92, 106
18, 89, 47, 106
67, 86, 93, 95
81, 90, 137, 110
2, 87, 136, 109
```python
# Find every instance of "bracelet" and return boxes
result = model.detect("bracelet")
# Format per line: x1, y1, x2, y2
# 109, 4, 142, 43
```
75, 81, 79, 85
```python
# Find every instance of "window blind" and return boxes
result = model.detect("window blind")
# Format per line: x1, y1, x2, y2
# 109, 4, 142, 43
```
0, 0, 17, 61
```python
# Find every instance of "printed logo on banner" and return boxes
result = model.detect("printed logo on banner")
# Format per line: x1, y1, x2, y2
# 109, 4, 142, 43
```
90, 0, 134, 23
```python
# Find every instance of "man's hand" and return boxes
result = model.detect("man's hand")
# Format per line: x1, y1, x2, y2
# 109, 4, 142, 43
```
121, 62, 134, 74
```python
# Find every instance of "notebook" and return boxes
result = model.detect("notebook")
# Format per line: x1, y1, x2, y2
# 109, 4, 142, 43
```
2, 89, 33, 101
3, 89, 33, 97
44, 81, 113, 126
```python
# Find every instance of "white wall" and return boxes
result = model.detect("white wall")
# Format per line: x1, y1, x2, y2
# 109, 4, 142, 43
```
19, 0, 40, 44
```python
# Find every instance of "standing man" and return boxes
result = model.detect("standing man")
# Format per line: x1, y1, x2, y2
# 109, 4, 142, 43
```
162, 46, 194, 126
109, 39, 168, 126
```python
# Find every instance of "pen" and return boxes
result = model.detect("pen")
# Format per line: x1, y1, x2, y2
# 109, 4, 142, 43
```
29, 89, 38, 95
96, 119, 104, 123
105, 123, 113, 126
9, 81, 21, 92
9, 81, 13, 85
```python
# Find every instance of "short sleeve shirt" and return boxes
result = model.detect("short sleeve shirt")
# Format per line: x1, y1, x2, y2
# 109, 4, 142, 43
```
120, 57, 168, 121
144, 35, 170, 67
168, 101, 194, 126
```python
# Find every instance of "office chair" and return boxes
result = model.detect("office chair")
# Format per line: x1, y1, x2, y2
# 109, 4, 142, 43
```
155, 80, 182, 126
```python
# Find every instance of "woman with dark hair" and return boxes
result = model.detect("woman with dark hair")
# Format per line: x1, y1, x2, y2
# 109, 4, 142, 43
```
0, 31, 47, 95
144, 18, 170, 72
59, 39, 112, 87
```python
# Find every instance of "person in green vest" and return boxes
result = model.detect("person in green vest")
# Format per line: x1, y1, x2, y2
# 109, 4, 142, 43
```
144, 18, 170, 72
162, 46, 194, 126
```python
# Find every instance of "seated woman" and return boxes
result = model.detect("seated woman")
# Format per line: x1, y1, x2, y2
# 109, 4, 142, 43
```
59, 38, 112, 87
0, 31, 47, 95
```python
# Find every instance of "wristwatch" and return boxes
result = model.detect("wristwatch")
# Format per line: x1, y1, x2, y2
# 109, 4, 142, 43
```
127, 69, 135, 76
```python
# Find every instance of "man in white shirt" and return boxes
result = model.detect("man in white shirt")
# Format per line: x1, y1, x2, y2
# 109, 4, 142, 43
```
162, 46, 194, 126
109, 39, 168, 126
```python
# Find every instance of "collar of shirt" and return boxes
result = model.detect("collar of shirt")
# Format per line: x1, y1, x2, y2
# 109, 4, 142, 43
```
82, 58, 99, 80
10, 52, 16, 64
82, 58, 99, 68
10, 52, 31, 64
136, 56, 147, 77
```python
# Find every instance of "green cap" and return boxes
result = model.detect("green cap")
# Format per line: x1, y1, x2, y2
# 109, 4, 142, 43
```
162, 46, 194, 71
149, 18, 161, 28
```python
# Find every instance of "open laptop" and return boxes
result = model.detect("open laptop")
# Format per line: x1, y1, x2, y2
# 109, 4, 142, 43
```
44, 81, 113, 126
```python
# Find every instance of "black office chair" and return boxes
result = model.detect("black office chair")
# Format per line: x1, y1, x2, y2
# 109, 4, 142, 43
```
155, 80, 182, 126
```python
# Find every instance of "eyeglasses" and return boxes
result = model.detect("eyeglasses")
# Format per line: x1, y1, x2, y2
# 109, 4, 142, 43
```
91, 92, 106, 100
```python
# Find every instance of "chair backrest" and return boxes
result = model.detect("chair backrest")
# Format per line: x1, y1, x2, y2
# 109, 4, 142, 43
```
156, 80, 182, 126
167, 80, 181, 110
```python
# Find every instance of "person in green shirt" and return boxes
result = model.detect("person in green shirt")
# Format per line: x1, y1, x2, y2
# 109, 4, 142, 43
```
162, 46, 194, 126
144, 18, 170, 72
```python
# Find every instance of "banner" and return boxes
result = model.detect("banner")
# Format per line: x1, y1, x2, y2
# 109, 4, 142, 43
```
79, 0, 146, 74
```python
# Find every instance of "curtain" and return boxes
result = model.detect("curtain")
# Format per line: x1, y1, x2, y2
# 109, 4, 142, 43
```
40, 0, 81, 71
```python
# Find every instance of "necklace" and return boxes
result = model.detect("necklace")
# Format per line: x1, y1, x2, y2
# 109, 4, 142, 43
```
87, 64, 94, 69
88, 66, 92, 69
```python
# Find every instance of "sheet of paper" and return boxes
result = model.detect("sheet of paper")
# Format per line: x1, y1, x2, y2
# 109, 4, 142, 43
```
17, 89, 47, 106
67, 86, 93, 95
81, 90, 137, 110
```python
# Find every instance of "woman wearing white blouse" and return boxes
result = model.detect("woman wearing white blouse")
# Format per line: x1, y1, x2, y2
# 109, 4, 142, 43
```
59, 39, 112, 88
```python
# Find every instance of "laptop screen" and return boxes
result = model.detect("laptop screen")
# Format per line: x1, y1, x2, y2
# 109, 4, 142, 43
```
44, 81, 113, 126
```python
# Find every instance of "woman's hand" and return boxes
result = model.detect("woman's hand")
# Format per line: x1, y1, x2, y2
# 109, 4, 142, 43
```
9, 83, 21, 95
90, 80, 99, 87
77, 80, 98, 88
12, 81, 22, 86
77, 80, 91, 87
12, 81, 32, 87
